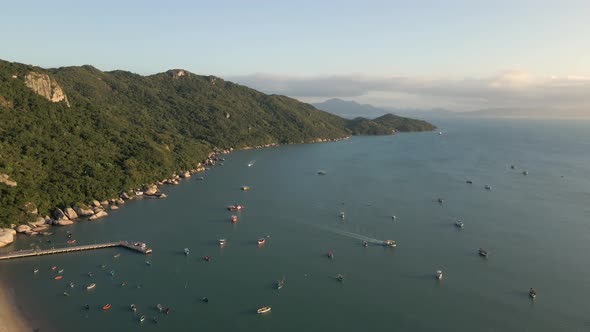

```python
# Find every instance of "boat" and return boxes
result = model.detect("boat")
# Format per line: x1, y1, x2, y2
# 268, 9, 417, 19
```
257, 238, 266, 246
164, 308, 170, 315
135, 191, 144, 196
51, 266, 57, 271
327, 250, 334, 259
466, 180, 473, 184
102, 303, 112, 311
197, 176, 205, 180
523, 171, 529, 175
317, 170, 326, 175
130, 304, 137, 312
392, 215, 397, 220
204, 255, 211, 262
484, 185, 491, 190
437, 198, 444, 204
455, 220, 464, 228
33, 268, 39, 274
219, 238, 227, 246
227, 205, 243, 211
86, 283, 96, 290
54, 275, 63, 280
156, 304, 163, 312
478, 248, 488, 258
436, 270, 443, 280
63, 291, 70, 296
438, 131, 443, 135
84, 304, 90, 310
100, 264, 107, 268
88, 272, 93, 277
383, 240, 397, 248
336, 274, 344, 282
529, 288, 537, 299
231, 215, 238, 223
257, 306, 272, 314
58, 269, 64, 274
241, 186, 250, 191
69, 282, 75, 288
121, 281, 128, 287
110, 270, 115, 276
277, 276, 285, 290
363, 241, 368, 247
67, 239, 76, 244
510, 165, 515, 169
139, 315, 145, 322
145, 260, 151, 266
113, 253, 121, 258
184, 248, 190, 256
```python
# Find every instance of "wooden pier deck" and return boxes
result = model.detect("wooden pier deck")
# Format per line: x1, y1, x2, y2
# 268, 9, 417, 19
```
0, 241, 152, 261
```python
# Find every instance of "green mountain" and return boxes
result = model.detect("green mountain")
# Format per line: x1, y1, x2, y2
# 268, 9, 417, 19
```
0, 59, 434, 226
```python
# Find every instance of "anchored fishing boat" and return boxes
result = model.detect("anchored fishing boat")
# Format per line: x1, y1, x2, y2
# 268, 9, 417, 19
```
54, 275, 63, 280
529, 288, 537, 299
336, 274, 344, 282
257, 306, 271, 314
383, 240, 397, 248
277, 276, 285, 290
130, 304, 137, 312
478, 248, 488, 258
139, 315, 145, 322
102, 304, 112, 311
219, 239, 227, 246
327, 250, 334, 259
241, 186, 250, 191
436, 270, 443, 280
184, 248, 190, 256
257, 238, 266, 246
455, 220, 464, 228
227, 205, 243, 211
204, 256, 211, 262
86, 283, 96, 290
231, 215, 238, 223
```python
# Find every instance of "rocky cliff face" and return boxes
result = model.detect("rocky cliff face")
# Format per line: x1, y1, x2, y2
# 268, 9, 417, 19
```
24, 72, 70, 107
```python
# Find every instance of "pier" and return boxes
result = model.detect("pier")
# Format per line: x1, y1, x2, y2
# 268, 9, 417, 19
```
0, 241, 152, 261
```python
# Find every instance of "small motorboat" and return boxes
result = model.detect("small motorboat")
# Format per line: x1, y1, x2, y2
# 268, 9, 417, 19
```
484, 185, 492, 190
113, 253, 121, 258
437, 198, 444, 204
184, 248, 190, 256
88, 272, 93, 277
58, 269, 64, 274
102, 303, 112, 311
522, 171, 528, 175
197, 177, 205, 180
510, 165, 516, 169
529, 288, 537, 299
391, 215, 396, 220
231, 215, 238, 223
164, 308, 170, 315
339, 212, 345, 219
277, 276, 285, 290
63, 291, 70, 297
145, 260, 151, 266
257, 238, 266, 246
130, 304, 137, 312
156, 304, 163, 312
336, 274, 344, 282
51, 266, 57, 271
257, 306, 272, 314
478, 248, 488, 258
100, 264, 107, 268
204, 256, 211, 262
110, 270, 115, 276
69, 282, 75, 288
219, 239, 227, 246
363, 241, 368, 247
86, 283, 96, 290
139, 315, 145, 322
54, 275, 63, 280
227, 205, 243, 211
67, 239, 76, 244
327, 250, 334, 259
317, 170, 326, 175
466, 180, 473, 184
383, 240, 397, 248
436, 270, 443, 280
201, 297, 209, 303
241, 186, 250, 191
121, 281, 128, 287
84, 304, 90, 310
455, 220, 464, 228
33, 268, 39, 274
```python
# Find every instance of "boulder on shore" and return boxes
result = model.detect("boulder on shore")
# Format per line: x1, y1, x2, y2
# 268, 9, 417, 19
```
116, 198, 124, 205
64, 207, 78, 220
74, 205, 94, 217
53, 208, 68, 220
144, 184, 159, 196
100, 200, 109, 206
181, 171, 191, 178
121, 192, 130, 200
56, 219, 74, 226
110, 205, 119, 210
31, 217, 47, 226
89, 210, 108, 221
16, 224, 32, 233
91, 200, 101, 207
0, 228, 15, 247
32, 226, 49, 232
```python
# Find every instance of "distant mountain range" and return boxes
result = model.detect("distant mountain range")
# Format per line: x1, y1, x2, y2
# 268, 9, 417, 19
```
313, 98, 450, 120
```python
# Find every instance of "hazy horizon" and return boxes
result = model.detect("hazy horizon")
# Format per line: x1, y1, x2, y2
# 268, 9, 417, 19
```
2, 0, 589, 117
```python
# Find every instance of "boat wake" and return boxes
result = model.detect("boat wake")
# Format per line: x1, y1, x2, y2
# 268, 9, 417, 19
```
313, 225, 384, 244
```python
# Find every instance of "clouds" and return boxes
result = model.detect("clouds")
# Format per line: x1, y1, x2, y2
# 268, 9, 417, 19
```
231, 71, 590, 115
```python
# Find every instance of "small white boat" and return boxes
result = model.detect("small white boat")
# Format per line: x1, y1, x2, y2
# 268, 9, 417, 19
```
219, 239, 227, 246
484, 185, 491, 190
383, 240, 397, 248
339, 212, 345, 218
86, 283, 96, 290
113, 253, 121, 258
257, 306, 271, 314
336, 274, 344, 282
257, 238, 266, 246
277, 276, 285, 290
455, 220, 464, 228
156, 304, 163, 312
139, 315, 145, 323
436, 270, 443, 280
145, 260, 151, 266
135, 191, 144, 196
391, 215, 396, 220
317, 170, 326, 175
130, 304, 137, 312
529, 288, 537, 299
184, 248, 190, 256
33, 268, 39, 274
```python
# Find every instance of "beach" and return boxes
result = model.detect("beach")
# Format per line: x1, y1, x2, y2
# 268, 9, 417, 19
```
0, 281, 29, 332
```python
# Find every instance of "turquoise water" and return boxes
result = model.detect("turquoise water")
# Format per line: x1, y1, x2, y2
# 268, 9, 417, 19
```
2, 118, 590, 331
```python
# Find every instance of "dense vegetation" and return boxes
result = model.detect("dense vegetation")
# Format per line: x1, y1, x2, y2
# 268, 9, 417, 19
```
0, 59, 434, 226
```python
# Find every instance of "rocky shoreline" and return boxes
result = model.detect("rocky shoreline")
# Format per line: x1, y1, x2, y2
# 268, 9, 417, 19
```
0, 137, 349, 249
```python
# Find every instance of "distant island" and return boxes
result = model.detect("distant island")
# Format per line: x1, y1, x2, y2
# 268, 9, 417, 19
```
0, 59, 434, 235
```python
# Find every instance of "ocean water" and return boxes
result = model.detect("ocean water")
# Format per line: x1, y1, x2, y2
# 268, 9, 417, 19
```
2, 118, 590, 332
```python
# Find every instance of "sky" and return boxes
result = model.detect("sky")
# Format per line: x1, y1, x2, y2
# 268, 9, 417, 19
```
2, 0, 590, 116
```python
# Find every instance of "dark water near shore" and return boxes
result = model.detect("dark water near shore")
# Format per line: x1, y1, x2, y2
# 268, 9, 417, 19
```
2, 118, 590, 331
